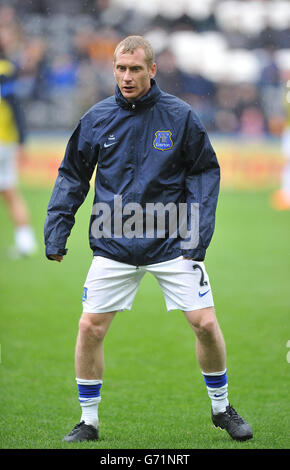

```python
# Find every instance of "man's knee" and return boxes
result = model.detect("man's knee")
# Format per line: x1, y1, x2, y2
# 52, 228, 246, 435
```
184, 307, 218, 337
78, 312, 115, 341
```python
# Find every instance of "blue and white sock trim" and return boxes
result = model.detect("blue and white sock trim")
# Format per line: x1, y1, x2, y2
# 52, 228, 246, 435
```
202, 369, 227, 388
202, 369, 229, 414
76, 378, 102, 405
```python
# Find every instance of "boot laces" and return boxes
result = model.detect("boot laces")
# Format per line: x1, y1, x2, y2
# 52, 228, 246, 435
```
227, 405, 244, 423
69, 421, 85, 434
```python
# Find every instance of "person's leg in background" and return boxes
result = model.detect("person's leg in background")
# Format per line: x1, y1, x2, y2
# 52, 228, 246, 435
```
0, 144, 37, 257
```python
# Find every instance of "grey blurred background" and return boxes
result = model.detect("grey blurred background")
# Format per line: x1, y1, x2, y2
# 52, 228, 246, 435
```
0, 0, 289, 136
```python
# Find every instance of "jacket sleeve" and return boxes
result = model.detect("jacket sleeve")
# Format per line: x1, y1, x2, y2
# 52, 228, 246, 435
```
44, 119, 97, 259
181, 110, 220, 261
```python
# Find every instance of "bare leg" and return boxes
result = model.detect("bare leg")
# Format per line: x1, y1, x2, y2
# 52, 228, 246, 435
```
1, 188, 37, 255
184, 307, 226, 373
1, 187, 30, 226
75, 311, 116, 380
62, 312, 117, 434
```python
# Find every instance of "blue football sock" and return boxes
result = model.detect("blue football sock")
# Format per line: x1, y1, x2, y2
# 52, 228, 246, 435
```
202, 369, 229, 415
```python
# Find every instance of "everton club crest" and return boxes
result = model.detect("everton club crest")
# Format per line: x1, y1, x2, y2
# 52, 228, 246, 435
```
153, 130, 173, 151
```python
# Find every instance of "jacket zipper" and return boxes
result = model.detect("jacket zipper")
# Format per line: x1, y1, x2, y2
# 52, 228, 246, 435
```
131, 102, 139, 265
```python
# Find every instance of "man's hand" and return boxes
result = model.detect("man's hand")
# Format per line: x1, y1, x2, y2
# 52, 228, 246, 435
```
49, 254, 64, 262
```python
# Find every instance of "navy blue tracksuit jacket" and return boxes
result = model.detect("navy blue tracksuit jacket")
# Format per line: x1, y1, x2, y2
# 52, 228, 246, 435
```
44, 79, 220, 265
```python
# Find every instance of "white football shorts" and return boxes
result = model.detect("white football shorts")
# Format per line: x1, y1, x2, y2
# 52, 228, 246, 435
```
0, 143, 18, 191
82, 255, 214, 313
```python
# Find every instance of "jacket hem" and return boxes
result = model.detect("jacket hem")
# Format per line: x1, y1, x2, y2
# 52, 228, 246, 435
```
91, 249, 183, 266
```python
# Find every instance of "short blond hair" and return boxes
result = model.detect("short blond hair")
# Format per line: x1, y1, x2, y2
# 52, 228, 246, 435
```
113, 35, 155, 69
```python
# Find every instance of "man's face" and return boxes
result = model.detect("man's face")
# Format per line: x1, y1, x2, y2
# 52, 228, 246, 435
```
113, 47, 156, 102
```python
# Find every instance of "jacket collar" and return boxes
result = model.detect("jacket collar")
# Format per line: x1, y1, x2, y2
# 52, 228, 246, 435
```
115, 79, 161, 110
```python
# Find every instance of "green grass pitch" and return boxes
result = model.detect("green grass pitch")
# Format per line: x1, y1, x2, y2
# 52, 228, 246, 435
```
0, 184, 289, 449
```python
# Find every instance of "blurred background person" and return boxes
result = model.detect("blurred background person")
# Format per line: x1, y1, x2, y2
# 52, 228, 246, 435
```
0, 37, 37, 257
270, 72, 290, 210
